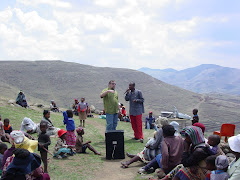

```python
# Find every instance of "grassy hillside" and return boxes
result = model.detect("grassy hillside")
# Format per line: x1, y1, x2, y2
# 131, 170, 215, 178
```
0, 61, 239, 132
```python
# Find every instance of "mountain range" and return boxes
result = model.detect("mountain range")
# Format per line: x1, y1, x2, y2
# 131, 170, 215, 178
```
139, 64, 240, 95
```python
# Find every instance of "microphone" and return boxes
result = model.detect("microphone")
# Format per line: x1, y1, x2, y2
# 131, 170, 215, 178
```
124, 89, 130, 94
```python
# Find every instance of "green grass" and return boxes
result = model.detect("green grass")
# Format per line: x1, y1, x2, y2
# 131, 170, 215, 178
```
0, 105, 155, 180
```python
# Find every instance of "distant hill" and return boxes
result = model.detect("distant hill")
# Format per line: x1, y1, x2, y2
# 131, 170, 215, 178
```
139, 64, 240, 95
0, 61, 240, 132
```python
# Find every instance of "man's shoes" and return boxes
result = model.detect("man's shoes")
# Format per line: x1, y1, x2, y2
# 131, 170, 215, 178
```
139, 139, 144, 143
131, 137, 139, 140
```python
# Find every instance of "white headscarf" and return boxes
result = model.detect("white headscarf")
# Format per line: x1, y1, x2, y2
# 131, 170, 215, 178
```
21, 117, 37, 132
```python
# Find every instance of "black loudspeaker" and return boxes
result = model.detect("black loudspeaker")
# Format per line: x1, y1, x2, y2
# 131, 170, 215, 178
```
105, 130, 125, 160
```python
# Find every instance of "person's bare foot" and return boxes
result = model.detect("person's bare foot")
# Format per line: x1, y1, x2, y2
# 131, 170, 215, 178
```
121, 162, 129, 168
95, 152, 101, 155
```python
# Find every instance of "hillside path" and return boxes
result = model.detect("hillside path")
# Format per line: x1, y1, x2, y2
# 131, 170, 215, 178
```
87, 120, 144, 180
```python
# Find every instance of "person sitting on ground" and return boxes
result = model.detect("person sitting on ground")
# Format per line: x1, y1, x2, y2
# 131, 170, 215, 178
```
124, 115, 130, 122
206, 135, 221, 155
53, 129, 75, 159
0, 115, 9, 143
41, 110, 60, 136
227, 134, 240, 180
139, 125, 184, 174
50, 100, 59, 112
38, 121, 51, 173
144, 131, 158, 148
121, 118, 169, 168
170, 121, 180, 136
78, 97, 88, 127
205, 155, 217, 180
75, 127, 101, 155
171, 126, 211, 180
63, 110, 76, 146
20, 117, 39, 134
122, 105, 126, 117
207, 155, 229, 180
1, 144, 15, 171
1, 148, 50, 180
3, 119, 12, 134
192, 108, 199, 125
72, 99, 79, 116
1, 130, 48, 179
0, 143, 8, 170
16, 90, 28, 108
145, 111, 156, 129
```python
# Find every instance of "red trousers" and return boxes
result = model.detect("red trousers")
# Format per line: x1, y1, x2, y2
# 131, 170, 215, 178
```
130, 114, 143, 139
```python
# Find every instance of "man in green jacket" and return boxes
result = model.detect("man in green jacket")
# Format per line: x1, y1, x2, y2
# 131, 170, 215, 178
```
100, 80, 119, 131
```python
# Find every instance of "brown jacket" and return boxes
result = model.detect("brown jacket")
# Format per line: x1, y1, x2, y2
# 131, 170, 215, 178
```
161, 136, 184, 172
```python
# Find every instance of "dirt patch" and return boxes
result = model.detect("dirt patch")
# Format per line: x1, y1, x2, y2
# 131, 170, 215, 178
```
87, 119, 144, 180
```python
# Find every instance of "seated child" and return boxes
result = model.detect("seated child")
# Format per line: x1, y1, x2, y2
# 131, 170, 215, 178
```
53, 129, 75, 159
0, 143, 8, 169
75, 127, 101, 155
205, 155, 217, 180
0, 116, 9, 143
145, 131, 158, 148
38, 121, 51, 173
192, 108, 199, 125
207, 135, 221, 155
63, 110, 76, 146
208, 155, 229, 180
3, 119, 12, 134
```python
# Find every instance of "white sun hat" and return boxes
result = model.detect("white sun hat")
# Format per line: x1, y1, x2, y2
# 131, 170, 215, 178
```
228, 134, 240, 153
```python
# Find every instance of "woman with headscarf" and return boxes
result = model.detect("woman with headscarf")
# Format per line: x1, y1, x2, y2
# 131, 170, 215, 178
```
41, 110, 60, 136
121, 118, 169, 168
16, 90, 28, 108
20, 117, 39, 134
1, 130, 50, 180
1, 149, 42, 180
227, 134, 240, 180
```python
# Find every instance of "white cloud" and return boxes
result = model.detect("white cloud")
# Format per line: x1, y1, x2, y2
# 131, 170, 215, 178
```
0, 0, 238, 70
16, 0, 72, 8
93, 0, 119, 8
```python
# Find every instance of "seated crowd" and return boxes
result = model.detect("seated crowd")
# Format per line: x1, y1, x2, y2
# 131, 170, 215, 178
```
120, 109, 240, 180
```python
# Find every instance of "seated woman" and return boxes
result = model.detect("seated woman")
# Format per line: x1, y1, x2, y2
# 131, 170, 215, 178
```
16, 90, 28, 108
121, 119, 169, 168
1, 149, 44, 180
2, 130, 50, 180
41, 110, 60, 136
20, 117, 39, 134
139, 125, 184, 174
161, 126, 210, 180
227, 134, 240, 180
50, 100, 59, 112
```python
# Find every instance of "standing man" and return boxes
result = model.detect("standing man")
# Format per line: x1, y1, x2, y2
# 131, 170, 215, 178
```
125, 82, 144, 143
100, 80, 119, 131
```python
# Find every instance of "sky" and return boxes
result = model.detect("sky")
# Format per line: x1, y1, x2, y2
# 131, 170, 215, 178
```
0, 0, 240, 70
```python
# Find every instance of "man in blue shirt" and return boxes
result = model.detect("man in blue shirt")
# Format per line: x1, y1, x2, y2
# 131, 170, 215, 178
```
145, 111, 155, 129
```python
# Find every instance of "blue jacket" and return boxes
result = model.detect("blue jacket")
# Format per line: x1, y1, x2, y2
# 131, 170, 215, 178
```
63, 111, 75, 131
